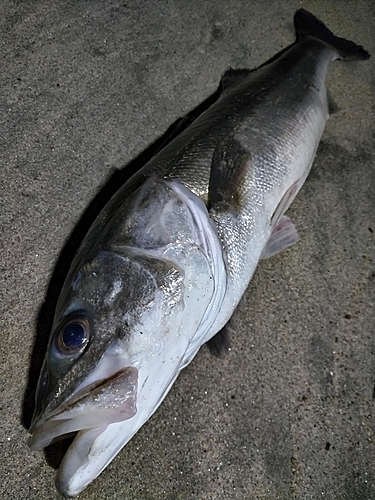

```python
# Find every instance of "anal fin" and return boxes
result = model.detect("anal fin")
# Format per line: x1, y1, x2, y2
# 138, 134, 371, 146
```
262, 215, 299, 259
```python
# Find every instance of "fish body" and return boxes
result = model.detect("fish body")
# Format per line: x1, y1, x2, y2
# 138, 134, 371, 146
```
28, 10, 370, 497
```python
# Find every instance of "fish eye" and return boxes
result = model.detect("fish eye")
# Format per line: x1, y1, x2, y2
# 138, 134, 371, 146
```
55, 314, 90, 356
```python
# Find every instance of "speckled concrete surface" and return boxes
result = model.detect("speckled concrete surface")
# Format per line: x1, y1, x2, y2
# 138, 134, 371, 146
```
1, 1, 374, 499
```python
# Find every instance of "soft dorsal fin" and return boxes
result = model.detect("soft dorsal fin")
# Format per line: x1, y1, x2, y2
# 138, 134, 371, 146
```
327, 89, 340, 115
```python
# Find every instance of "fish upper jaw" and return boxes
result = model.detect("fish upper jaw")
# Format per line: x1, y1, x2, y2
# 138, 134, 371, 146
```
29, 340, 139, 451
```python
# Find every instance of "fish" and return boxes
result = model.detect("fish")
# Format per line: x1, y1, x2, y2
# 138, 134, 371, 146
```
28, 9, 370, 498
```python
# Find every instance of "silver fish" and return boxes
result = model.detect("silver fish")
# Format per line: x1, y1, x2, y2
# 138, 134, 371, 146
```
28, 9, 370, 498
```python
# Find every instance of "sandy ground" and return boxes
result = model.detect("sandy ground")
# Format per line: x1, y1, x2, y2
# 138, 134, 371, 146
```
1, 1, 374, 499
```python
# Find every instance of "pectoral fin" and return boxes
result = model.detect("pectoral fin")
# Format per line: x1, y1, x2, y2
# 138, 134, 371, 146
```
208, 135, 252, 212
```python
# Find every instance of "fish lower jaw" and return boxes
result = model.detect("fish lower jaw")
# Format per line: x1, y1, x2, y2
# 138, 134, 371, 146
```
28, 402, 135, 451
29, 366, 139, 451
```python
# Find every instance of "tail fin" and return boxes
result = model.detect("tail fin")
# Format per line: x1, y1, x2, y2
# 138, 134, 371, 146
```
294, 9, 370, 60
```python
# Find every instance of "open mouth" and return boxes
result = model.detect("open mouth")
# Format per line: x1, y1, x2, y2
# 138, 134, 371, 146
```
29, 366, 138, 451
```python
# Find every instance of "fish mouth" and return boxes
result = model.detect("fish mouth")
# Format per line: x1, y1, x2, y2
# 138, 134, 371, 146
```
29, 365, 138, 451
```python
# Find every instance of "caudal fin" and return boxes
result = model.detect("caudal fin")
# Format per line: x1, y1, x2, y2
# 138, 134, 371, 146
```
294, 9, 370, 60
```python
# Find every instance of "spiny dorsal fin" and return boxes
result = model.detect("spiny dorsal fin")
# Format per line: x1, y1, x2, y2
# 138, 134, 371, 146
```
220, 68, 251, 92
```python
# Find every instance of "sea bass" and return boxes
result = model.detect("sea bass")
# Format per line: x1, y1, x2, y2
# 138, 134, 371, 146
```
28, 10, 370, 497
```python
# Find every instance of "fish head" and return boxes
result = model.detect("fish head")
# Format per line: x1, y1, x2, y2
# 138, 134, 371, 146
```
28, 176, 224, 496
